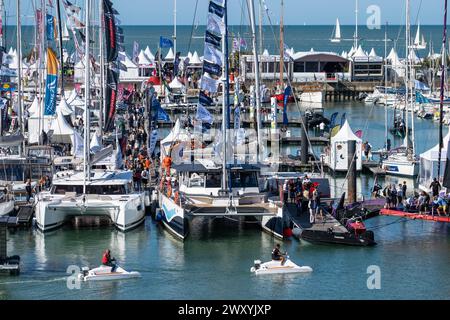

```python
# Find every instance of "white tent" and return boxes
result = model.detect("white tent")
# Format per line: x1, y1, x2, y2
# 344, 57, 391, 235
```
187, 52, 193, 60
189, 51, 202, 65
369, 48, 378, 58
328, 120, 362, 172
348, 46, 356, 57
408, 49, 421, 64
138, 50, 153, 66
27, 96, 41, 116
120, 52, 139, 80
161, 119, 181, 156
74, 59, 85, 83
90, 130, 102, 153
47, 109, 75, 144
353, 45, 367, 59
419, 128, 450, 191
58, 98, 74, 116
169, 77, 185, 89
144, 46, 155, 61
165, 48, 175, 61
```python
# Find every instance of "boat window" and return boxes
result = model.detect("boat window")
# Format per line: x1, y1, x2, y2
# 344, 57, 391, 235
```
189, 173, 205, 188
205, 173, 221, 188
0, 164, 25, 182
231, 172, 258, 189
52, 185, 126, 195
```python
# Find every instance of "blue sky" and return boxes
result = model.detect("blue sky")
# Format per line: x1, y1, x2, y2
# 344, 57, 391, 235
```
2, 0, 444, 26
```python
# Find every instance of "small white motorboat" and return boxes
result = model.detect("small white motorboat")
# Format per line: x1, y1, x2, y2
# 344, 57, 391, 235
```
250, 256, 313, 275
78, 265, 141, 281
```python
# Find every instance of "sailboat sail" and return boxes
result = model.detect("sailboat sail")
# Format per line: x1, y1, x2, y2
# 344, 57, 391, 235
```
331, 18, 341, 42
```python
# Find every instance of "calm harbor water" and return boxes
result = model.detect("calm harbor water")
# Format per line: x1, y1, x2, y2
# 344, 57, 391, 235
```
2, 101, 450, 300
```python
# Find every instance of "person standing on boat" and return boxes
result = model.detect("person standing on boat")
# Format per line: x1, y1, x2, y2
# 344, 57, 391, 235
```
25, 179, 33, 204
430, 178, 442, 197
102, 249, 117, 272
272, 244, 286, 265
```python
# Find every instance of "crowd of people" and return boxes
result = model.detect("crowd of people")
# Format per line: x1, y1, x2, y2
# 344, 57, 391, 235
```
282, 175, 323, 222
378, 177, 450, 216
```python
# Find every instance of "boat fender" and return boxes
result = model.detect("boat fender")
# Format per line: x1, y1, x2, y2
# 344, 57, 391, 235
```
155, 209, 163, 222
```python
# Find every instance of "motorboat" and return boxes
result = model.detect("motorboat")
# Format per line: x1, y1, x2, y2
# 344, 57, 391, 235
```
78, 265, 141, 281
250, 256, 313, 275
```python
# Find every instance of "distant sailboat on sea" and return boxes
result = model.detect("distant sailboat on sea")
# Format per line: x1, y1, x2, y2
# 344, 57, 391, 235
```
413, 23, 427, 50
330, 18, 341, 43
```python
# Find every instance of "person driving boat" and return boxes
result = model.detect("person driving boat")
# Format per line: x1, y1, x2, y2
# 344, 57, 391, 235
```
102, 249, 117, 272
272, 244, 287, 265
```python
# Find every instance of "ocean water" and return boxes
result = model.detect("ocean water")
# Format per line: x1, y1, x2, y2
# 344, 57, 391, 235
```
1, 25, 444, 58
1, 101, 450, 300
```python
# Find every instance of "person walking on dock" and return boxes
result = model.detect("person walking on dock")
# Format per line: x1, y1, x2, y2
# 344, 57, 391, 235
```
25, 179, 33, 204
430, 178, 442, 197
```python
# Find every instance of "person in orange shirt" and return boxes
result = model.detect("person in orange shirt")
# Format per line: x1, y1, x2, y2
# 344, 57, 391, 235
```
145, 158, 151, 169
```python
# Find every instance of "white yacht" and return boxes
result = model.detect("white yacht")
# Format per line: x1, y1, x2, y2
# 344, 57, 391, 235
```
158, 160, 283, 240
35, 170, 146, 232
381, 152, 419, 177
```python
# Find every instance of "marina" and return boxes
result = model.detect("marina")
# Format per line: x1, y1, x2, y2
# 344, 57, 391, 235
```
0, 0, 449, 302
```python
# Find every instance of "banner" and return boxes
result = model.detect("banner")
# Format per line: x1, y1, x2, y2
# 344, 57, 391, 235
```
444, 138, 450, 188
44, 48, 58, 116
104, 68, 119, 131
234, 105, 240, 130
207, 12, 225, 35
133, 41, 139, 63
340, 113, 346, 127
203, 59, 222, 77
46, 14, 55, 41
196, 103, 213, 125
329, 112, 339, 128
209, 1, 225, 18
283, 86, 291, 126
204, 43, 223, 66
103, 0, 119, 63
159, 36, 173, 48
205, 31, 222, 48
148, 129, 159, 156
200, 73, 219, 93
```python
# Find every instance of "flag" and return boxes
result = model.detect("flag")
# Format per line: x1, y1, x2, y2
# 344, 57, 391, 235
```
63, 0, 81, 15
159, 36, 173, 48
103, 0, 118, 62
355, 130, 363, 139
199, 90, 214, 106
46, 14, 55, 41
283, 86, 291, 126
148, 129, 159, 156
443, 139, 450, 188
234, 105, 241, 130
329, 112, 339, 128
133, 41, 139, 63
44, 48, 58, 116
0, 15, 3, 39
48, 0, 54, 8
196, 103, 213, 125
209, 1, 225, 18
72, 131, 84, 158
152, 96, 170, 121
200, 73, 219, 93
203, 59, 222, 77
104, 68, 119, 131
207, 12, 225, 35
204, 43, 223, 66
340, 113, 346, 127
205, 30, 222, 48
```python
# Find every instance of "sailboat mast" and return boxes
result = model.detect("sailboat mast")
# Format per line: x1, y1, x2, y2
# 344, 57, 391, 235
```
438, 0, 448, 180
173, 0, 177, 65
99, 0, 105, 140
384, 22, 388, 149
279, 0, 284, 87
248, 0, 262, 161
221, 0, 230, 191
0, 0, 4, 48
83, 0, 91, 194
354, 0, 358, 49
405, 0, 410, 151
258, 0, 263, 56
16, 0, 24, 155
56, 0, 64, 95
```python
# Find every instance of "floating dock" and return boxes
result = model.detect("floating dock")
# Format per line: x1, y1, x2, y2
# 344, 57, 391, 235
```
380, 209, 450, 223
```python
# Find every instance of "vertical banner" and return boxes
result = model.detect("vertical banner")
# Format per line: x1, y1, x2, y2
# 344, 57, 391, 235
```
103, 0, 118, 63
104, 68, 119, 131
44, 48, 58, 116
46, 14, 55, 41
133, 41, 139, 63
282, 86, 291, 126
